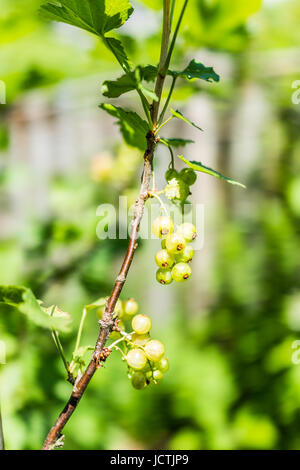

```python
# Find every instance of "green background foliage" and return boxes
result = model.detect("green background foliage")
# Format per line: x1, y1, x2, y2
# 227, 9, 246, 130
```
1, 0, 300, 450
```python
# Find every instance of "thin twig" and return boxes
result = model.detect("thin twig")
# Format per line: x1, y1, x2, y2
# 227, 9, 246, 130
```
42, 1, 173, 450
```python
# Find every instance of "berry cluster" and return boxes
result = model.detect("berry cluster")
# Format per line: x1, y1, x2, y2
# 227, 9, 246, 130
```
126, 314, 169, 390
164, 168, 197, 205
97, 297, 169, 390
152, 216, 197, 285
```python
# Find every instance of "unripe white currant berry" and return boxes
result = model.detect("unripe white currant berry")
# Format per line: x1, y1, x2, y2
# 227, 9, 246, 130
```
123, 298, 138, 316
126, 348, 147, 370
144, 340, 165, 362
155, 249, 175, 269
171, 262, 192, 282
153, 369, 163, 382
177, 223, 197, 243
158, 357, 169, 373
131, 372, 146, 390
175, 244, 194, 263
156, 268, 173, 285
132, 333, 150, 346
165, 233, 186, 254
152, 216, 174, 239
132, 314, 152, 335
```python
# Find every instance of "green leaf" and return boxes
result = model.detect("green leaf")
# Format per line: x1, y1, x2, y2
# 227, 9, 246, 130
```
0, 286, 72, 332
100, 103, 149, 150
73, 345, 94, 360
178, 156, 246, 189
173, 59, 220, 83
40, 0, 134, 36
85, 298, 107, 312
101, 73, 136, 98
140, 65, 158, 82
101, 67, 157, 100
105, 37, 131, 71
160, 138, 195, 148
40, 1, 133, 70
170, 109, 203, 132
140, 61, 220, 84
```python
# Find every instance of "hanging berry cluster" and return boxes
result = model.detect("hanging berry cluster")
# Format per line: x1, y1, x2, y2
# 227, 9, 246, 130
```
97, 298, 169, 390
152, 215, 197, 285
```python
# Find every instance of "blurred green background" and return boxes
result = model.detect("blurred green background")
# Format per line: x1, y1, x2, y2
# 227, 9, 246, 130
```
1, 0, 300, 450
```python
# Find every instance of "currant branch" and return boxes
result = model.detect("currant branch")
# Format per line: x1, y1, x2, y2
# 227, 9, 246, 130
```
42, 0, 173, 450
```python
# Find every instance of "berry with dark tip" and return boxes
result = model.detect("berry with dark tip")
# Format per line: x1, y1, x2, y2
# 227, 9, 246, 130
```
165, 233, 186, 254
171, 262, 192, 282
156, 268, 173, 285
177, 223, 197, 243
155, 249, 175, 269
152, 216, 174, 239
175, 244, 194, 263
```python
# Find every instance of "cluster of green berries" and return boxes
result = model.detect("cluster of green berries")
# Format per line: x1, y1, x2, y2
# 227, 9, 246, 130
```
126, 313, 169, 390
164, 168, 197, 204
152, 216, 197, 285
98, 297, 169, 390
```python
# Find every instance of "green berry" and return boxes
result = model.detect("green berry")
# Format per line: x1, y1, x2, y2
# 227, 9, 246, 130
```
153, 370, 163, 382
156, 268, 173, 285
152, 216, 174, 239
177, 223, 197, 242
132, 314, 152, 335
123, 298, 138, 316
171, 262, 192, 282
155, 249, 175, 269
165, 169, 178, 181
131, 372, 146, 390
131, 333, 150, 347
126, 348, 147, 370
175, 245, 194, 263
179, 168, 197, 185
145, 340, 165, 362
158, 358, 169, 373
165, 233, 186, 254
